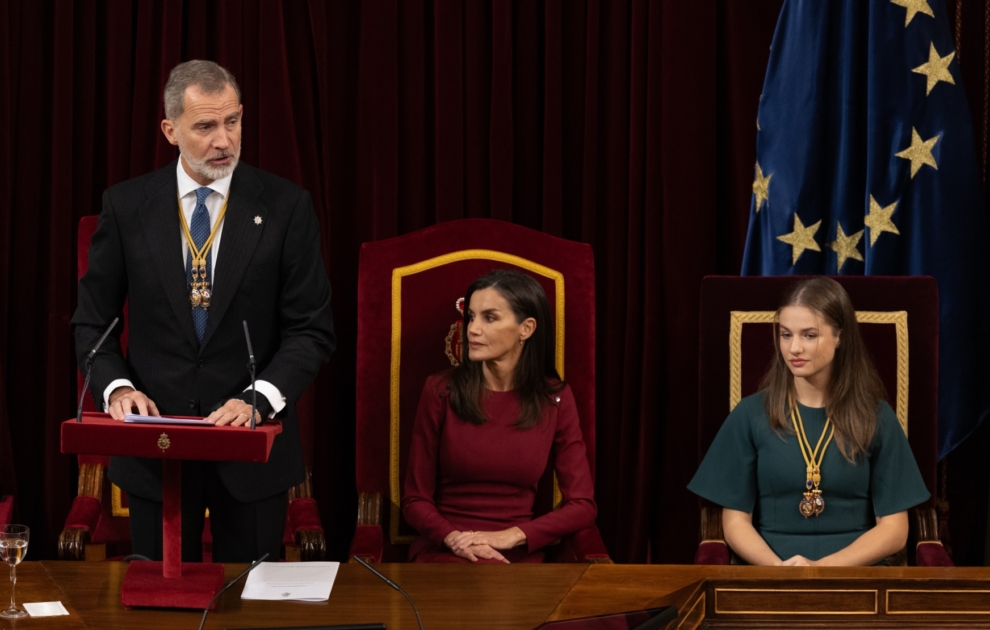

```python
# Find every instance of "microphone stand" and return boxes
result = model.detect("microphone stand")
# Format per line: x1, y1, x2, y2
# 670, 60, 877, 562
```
242, 321, 257, 430
352, 556, 425, 630
77, 317, 120, 422
197, 552, 268, 630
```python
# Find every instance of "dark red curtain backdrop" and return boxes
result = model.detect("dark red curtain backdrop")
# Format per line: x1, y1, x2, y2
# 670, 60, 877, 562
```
2, 0, 988, 565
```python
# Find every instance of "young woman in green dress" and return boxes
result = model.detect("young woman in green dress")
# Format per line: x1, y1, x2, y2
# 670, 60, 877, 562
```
688, 277, 929, 566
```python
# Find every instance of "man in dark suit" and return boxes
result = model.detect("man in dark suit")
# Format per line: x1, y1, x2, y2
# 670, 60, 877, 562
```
71, 60, 335, 563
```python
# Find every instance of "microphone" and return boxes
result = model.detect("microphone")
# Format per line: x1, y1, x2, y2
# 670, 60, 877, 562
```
77, 317, 120, 422
242, 320, 257, 430
197, 552, 269, 630
352, 556, 425, 630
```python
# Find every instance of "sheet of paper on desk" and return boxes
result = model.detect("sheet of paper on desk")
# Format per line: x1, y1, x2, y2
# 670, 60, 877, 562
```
241, 562, 340, 601
22, 601, 70, 617
124, 414, 211, 426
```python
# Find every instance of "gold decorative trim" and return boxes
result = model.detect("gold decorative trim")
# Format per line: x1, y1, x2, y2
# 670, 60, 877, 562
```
714, 588, 878, 615
886, 589, 990, 614
111, 484, 129, 518
390, 250, 566, 545
675, 591, 706, 630
916, 540, 944, 549
729, 310, 909, 434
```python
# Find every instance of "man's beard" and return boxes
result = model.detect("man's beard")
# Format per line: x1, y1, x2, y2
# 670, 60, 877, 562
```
177, 135, 241, 182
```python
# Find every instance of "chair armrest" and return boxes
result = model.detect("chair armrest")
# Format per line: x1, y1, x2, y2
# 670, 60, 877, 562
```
349, 492, 384, 563
349, 525, 384, 563
916, 542, 953, 566
695, 540, 730, 565
59, 496, 102, 560
286, 497, 325, 561
553, 526, 612, 564
695, 505, 730, 564
913, 506, 953, 566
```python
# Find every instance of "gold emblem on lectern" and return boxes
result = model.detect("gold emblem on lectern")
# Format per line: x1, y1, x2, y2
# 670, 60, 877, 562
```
158, 433, 171, 451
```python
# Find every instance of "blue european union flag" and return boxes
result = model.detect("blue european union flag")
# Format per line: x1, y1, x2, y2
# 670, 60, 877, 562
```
741, 0, 990, 459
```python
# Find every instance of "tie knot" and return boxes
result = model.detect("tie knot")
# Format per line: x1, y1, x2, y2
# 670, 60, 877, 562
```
195, 187, 213, 205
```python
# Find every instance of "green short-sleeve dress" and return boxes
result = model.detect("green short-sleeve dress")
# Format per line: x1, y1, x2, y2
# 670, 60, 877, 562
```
688, 391, 930, 562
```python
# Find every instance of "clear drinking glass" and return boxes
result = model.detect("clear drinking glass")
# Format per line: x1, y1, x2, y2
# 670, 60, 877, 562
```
0, 525, 29, 619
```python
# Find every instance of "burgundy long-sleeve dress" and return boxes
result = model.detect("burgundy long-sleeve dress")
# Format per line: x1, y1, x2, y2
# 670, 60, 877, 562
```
401, 373, 597, 563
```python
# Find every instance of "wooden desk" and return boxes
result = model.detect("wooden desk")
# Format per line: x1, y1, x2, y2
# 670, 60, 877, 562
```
552, 565, 990, 629
2, 562, 989, 629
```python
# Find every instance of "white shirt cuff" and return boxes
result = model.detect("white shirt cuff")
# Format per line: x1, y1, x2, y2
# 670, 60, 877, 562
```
246, 380, 286, 418
103, 379, 135, 412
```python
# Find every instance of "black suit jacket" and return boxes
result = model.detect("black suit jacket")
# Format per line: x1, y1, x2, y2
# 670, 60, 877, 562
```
71, 161, 335, 503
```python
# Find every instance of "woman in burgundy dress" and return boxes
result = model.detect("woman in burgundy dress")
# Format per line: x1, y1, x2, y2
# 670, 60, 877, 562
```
402, 269, 597, 563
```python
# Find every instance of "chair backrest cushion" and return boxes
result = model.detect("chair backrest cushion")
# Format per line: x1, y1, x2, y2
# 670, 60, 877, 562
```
356, 220, 596, 557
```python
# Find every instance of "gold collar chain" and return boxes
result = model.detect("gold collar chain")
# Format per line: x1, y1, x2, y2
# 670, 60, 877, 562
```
178, 193, 229, 310
789, 397, 834, 518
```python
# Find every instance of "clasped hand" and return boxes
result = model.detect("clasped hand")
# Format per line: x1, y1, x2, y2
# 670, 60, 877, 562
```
778, 555, 816, 567
443, 527, 526, 563
107, 386, 260, 426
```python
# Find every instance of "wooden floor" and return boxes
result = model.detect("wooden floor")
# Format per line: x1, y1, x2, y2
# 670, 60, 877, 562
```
1, 561, 989, 629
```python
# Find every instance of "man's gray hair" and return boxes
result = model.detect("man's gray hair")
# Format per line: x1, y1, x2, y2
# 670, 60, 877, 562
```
163, 60, 241, 120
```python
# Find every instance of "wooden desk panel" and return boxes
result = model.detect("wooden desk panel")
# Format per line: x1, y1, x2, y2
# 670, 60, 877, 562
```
550, 565, 990, 629
545, 564, 706, 622
41, 561, 587, 630
4, 562, 990, 629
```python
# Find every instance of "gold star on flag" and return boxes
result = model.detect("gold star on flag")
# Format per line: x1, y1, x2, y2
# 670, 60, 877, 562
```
828, 222, 865, 272
895, 127, 939, 178
777, 213, 822, 265
890, 0, 934, 27
912, 43, 955, 95
752, 162, 772, 212
864, 195, 900, 246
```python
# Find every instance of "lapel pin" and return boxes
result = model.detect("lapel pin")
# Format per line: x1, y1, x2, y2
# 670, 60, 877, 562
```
254, 216, 263, 225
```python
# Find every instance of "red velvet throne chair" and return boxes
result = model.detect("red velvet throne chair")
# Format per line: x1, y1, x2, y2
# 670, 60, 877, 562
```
60, 216, 325, 562
349, 219, 610, 563
694, 276, 950, 566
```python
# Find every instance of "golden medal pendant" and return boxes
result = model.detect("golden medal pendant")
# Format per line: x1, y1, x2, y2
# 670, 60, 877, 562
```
197, 265, 210, 310
799, 491, 816, 518
811, 467, 824, 515
798, 469, 825, 518
189, 265, 201, 307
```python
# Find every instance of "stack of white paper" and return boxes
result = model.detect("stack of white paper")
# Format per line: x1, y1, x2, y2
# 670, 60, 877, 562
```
240, 562, 340, 601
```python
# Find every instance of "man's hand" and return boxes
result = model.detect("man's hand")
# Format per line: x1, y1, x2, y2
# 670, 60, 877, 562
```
107, 387, 160, 420
205, 399, 262, 427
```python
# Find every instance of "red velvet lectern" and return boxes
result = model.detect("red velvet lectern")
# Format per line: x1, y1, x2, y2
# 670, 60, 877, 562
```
61, 412, 282, 609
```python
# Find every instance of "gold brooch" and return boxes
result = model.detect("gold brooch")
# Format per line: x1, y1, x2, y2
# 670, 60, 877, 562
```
157, 433, 171, 451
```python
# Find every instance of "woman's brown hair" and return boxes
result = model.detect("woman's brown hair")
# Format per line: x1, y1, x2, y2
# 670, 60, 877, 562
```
448, 269, 564, 429
760, 277, 887, 461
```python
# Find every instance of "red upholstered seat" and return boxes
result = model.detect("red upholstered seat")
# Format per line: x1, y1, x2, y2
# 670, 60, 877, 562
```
694, 276, 950, 566
60, 216, 324, 562
349, 219, 609, 564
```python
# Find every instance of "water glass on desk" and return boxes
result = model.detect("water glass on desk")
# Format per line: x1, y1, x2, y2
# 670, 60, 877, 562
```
0, 525, 29, 619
